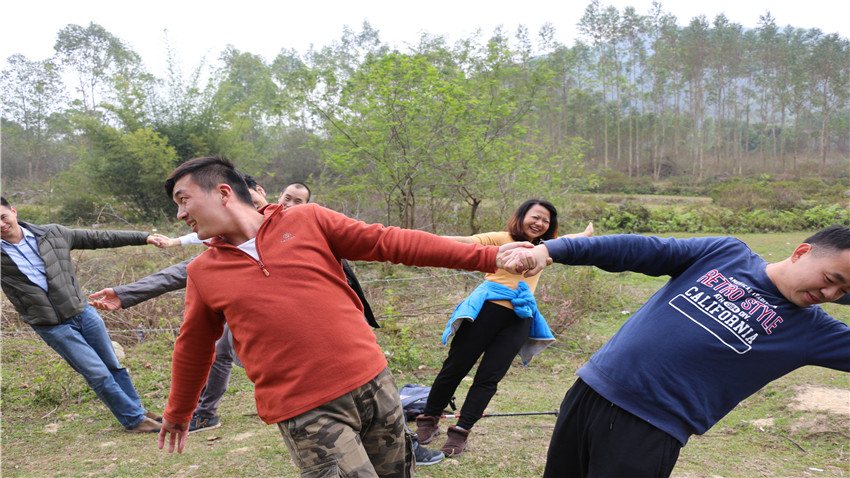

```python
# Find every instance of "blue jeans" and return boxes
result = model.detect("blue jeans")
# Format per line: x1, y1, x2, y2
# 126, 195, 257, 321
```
31, 305, 147, 429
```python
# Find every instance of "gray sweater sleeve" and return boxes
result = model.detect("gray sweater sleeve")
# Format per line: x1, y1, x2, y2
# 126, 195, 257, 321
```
65, 225, 150, 249
113, 258, 193, 308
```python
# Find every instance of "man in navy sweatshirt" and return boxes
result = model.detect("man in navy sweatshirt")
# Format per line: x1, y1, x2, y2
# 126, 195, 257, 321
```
504, 225, 850, 477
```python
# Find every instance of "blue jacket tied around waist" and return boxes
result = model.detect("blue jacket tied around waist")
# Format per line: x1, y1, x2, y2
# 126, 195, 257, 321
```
442, 281, 555, 365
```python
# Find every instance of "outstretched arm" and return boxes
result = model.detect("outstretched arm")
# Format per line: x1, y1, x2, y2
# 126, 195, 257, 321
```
561, 222, 593, 239
443, 236, 476, 244
157, 233, 206, 248
88, 288, 123, 310
102, 258, 192, 309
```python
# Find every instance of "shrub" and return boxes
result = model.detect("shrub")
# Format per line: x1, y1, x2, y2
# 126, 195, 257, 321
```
536, 267, 619, 336
594, 169, 656, 194
802, 204, 850, 228
600, 201, 652, 233
8, 203, 50, 224
710, 178, 774, 210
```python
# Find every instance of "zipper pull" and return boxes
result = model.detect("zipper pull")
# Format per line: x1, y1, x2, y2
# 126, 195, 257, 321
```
257, 259, 270, 276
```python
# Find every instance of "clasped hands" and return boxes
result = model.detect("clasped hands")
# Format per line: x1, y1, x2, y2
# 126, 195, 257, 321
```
495, 242, 552, 276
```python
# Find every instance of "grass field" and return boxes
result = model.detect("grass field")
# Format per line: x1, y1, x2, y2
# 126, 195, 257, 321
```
1, 231, 848, 477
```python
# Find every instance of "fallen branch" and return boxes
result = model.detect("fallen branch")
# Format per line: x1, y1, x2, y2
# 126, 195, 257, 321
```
772, 433, 807, 453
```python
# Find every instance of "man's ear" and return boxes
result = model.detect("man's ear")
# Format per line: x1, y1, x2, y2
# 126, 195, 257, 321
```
218, 183, 234, 204
791, 243, 812, 263
256, 185, 266, 197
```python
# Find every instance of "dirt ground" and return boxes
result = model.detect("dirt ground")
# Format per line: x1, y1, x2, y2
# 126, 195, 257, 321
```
791, 385, 849, 415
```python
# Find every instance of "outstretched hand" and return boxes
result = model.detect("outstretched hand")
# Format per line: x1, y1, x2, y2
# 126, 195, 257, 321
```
158, 419, 189, 454
147, 233, 173, 248
88, 288, 122, 311
561, 221, 594, 239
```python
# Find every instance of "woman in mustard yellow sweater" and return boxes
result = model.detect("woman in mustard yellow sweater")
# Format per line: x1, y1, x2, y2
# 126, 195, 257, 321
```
415, 199, 592, 457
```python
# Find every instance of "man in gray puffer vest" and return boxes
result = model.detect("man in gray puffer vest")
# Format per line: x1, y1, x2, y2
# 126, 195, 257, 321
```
0, 196, 169, 433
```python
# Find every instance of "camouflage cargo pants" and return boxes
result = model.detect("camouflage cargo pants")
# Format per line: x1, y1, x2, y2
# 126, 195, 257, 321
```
277, 368, 414, 477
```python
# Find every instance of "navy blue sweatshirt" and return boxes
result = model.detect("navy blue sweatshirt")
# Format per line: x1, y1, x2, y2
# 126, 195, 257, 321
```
544, 234, 850, 445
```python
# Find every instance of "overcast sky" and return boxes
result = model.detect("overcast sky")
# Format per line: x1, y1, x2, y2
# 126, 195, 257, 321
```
2, 0, 847, 78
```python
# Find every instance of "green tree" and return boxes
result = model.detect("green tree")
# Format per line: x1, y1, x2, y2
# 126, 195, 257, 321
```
808, 32, 850, 168
579, 0, 619, 169
620, 6, 646, 177
1, 54, 69, 182
149, 35, 220, 161
681, 15, 710, 178
63, 120, 179, 221
54, 22, 144, 119
646, 1, 678, 179
208, 47, 279, 174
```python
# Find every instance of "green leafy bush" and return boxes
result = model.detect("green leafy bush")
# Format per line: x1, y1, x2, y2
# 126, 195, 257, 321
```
802, 203, 850, 228
8, 203, 50, 224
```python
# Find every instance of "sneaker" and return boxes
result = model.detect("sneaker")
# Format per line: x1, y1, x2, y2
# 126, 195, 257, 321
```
414, 415, 440, 444
188, 414, 221, 433
413, 441, 444, 466
441, 425, 470, 457
125, 417, 161, 433
144, 411, 163, 423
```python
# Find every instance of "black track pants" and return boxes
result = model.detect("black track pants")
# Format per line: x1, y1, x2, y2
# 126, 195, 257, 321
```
424, 301, 531, 430
543, 378, 682, 478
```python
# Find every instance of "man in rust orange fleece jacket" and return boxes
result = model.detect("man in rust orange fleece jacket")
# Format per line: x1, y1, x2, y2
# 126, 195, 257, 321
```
157, 156, 535, 476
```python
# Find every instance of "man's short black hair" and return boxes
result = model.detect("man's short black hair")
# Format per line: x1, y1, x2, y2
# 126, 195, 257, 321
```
286, 182, 311, 203
1, 197, 9, 208
242, 173, 260, 192
165, 156, 254, 206
805, 224, 850, 256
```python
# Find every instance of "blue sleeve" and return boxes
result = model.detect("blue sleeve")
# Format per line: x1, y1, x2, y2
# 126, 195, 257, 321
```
543, 234, 731, 278
806, 313, 850, 371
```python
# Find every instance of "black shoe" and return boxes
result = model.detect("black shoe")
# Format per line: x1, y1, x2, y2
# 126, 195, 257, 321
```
188, 414, 221, 433
414, 441, 444, 466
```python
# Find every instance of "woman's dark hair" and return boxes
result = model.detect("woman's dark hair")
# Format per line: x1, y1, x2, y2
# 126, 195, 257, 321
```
506, 199, 559, 244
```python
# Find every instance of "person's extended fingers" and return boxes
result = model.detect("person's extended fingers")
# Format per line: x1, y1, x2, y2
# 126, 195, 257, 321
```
177, 431, 187, 453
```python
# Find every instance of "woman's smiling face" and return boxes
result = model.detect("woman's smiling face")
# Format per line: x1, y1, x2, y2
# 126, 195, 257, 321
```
522, 204, 551, 241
